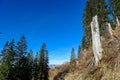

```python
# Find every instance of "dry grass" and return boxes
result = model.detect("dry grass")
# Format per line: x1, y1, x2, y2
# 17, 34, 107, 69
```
49, 26, 120, 80
49, 62, 70, 80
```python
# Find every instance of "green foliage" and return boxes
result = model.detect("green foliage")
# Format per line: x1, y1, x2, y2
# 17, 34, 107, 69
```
14, 36, 29, 80
0, 39, 16, 80
1, 41, 9, 57
32, 52, 39, 80
38, 43, 49, 80
82, 0, 110, 49
78, 45, 82, 59
70, 48, 76, 67
26, 50, 33, 80
17, 35, 27, 56
43, 50, 49, 80
0, 36, 49, 80
109, 0, 120, 21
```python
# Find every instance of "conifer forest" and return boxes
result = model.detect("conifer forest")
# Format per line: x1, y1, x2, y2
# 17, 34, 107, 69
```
0, 0, 120, 80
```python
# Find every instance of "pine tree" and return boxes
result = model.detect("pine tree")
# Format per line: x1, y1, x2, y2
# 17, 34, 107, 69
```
0, 41, 10, 80
1, 41, 9, 57
82, 0, 110, 49
38, 43, 49, 80
0, 39, 16, 80
26, 50, 33, 80
0, 36, 50, 80
109, 0, 120, 22
70, 48, 76, 67
17, 35, 27, 56
78, 45, 81, 59
33, 52, 39, 80
39, 43, 45, 80
82, 0, 95, 49
44, 50, 49, 80
15, 35, 29, 80
95, 0, 110, 35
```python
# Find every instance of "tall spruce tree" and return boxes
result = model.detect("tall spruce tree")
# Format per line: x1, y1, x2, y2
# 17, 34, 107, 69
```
33, 52, 39, 80
7, 39, 16, 80
39, 43, 45, 80
0, 41, 10, 80
82, 0, 110, 49
26, 50, 33, 80
0, 39, 16, 80
78, 45, 81, 59
95, 0, 110, 35
38, 43, 49, 80
1, 41, 9, 57
44, 50, 49, 80
82, 0, 95, 49
15, 35, 29, 80
109, 0, 120, 22
17, 35, 27, 56
70, 48, 76, 67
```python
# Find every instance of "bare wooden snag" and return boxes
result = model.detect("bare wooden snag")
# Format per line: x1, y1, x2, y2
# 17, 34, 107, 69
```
106, 23, 113, 38
116, 16, 120, 26
91, 15, 103, 66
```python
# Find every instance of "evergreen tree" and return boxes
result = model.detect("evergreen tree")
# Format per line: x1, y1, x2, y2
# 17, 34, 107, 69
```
14, 35, 29, 80
39, 43, 45, 80
70, 48, 76, 67
17, 35, 27, 56
109, 0, 120, 22
0, 41, 10, 80
44, 50, 49, 80
1, 41, 9, 57
38, 43, 49, 80
95, 0, 110, 35
78, 45, 81, 59
26, 50, 33, 80
33, 52, 39, 80
0, 36, 50, 80
82, 0, 96, 49
82, 0, 110, 49
0, 39, 16, 80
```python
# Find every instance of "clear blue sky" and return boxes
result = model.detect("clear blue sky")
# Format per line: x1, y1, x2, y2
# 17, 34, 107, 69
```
0, 0, 86, 64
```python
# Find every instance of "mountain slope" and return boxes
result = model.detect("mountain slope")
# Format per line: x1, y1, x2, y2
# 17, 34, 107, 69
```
49, 25, 120, 80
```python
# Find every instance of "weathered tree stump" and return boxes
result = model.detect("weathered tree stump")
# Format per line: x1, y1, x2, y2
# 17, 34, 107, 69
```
106, 23, 113, 39
91, 15, 103, 66
116, 16, 120, 26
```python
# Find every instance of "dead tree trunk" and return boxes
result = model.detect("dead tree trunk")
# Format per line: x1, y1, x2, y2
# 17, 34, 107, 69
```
116, 16, 120, 26
91, 15, 103, 66
106, 23, 113, 39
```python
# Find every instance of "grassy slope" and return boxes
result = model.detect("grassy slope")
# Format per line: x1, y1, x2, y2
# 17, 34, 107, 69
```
49, 25, 120, 80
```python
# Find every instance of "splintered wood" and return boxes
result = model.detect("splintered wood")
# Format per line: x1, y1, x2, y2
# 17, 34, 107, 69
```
91, 15, 103, 66
106, 23, 113, 39
116, 16, 120, 26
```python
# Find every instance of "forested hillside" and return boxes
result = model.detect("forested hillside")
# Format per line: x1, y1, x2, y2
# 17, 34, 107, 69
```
50, 0, 120, 80
0, 0, 120, 80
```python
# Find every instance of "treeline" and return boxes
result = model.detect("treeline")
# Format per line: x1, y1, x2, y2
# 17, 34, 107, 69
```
0, 36, 49, 80
81, 0, 120, 49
